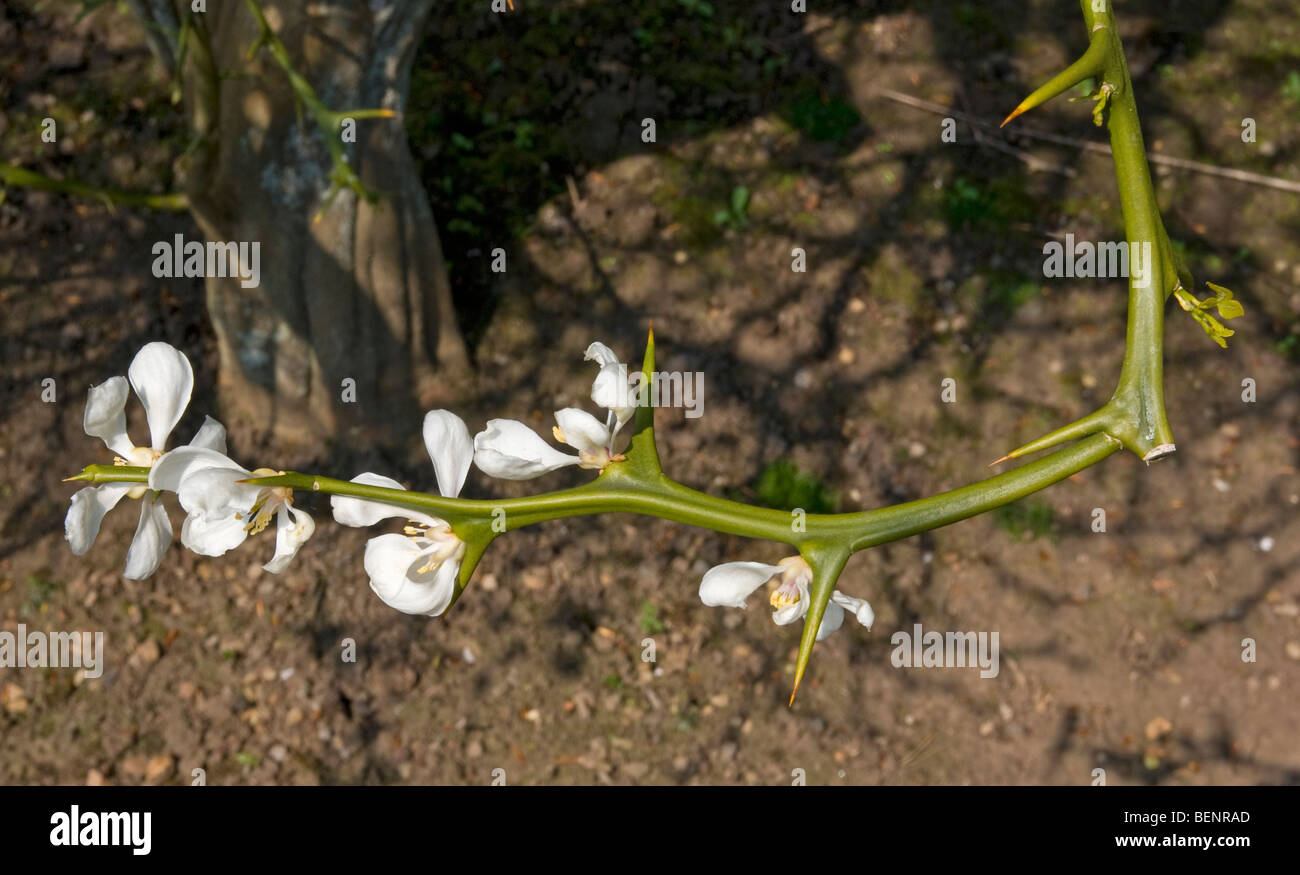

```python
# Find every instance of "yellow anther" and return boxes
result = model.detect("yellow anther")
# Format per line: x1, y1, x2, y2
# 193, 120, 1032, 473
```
241, 498, 276, 535
770, 586, 801, 610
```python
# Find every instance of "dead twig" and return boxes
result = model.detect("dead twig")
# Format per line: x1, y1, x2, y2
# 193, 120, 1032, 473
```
957, 87, 1076, 177
877, 87, 1300, 195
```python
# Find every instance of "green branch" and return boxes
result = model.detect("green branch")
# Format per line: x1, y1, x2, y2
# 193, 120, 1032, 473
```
998, 0, 1183, 463
0, 162, 188, 211
242, 0, 395, 217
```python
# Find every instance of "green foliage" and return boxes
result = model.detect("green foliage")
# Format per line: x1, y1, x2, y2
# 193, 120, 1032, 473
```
782, 92, 861, 143
652, 162, 754, 248
1282, 71, 1300, 103
676, 0, 714, 19
994, 499, 1056, 541
22, 570, 59, 616
939, 172, 1036, 232
754, 460, 836, 514
942, 177, 998, 230
407, 0, 799, 338
639, 601, 666, 634
986, 269, 1040, 318
713, 185, 750, 230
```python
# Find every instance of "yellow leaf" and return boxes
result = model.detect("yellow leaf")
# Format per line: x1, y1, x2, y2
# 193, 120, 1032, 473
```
1217, 299, 1244, 320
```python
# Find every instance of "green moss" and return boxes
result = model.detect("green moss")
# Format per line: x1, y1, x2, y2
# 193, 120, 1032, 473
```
639, 602, 666, 634
942, 175, 1034, 231
780, 92, 861, 143
753, 460, 837, 514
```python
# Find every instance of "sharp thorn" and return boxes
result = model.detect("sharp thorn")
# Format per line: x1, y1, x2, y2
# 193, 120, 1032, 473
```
1000, 106, 1025, 128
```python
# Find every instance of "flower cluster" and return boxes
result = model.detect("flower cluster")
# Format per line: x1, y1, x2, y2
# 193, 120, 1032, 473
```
66, 342, 315, 579
66, 340, 873, 647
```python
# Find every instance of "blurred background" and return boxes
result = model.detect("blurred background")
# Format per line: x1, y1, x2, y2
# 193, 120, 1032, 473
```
0, 0, 1296, 785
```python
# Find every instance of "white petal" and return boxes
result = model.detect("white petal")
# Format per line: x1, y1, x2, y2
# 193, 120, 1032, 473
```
553, 407, 610, 454
65, 483, 132, 554
473, 419, 579, 480
814, 601, 846, 641
149, 446, 245, 494
333, 473, 412, 527
832, 590, 874, 630
772, 599, 805, 626
187, 415, 228, 454
583, 341, 621, 367
698, 561, 783, 608
422, 409, 473, 498
263, 505, 315, 574
363, 533, 458, 616
181, 512, 249, 557
83, 376, 134, 457
176, 466, 258, 518
591, 362, 637, 426
122, 495, 173, 580
128, 342, 194, 450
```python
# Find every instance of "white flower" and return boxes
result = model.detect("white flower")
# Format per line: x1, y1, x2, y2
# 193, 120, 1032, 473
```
148, 447, 314, 574
698, 557, 873, 641
329, 410, 471, 617
473, 408, 615, 480
473, 340, 640, 481
585, 341, 637, 438
65, 341, 225, 580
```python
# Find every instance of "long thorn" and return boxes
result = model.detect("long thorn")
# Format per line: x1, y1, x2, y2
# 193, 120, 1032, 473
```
991, 408, 1110, 465
1001, 34, 1107, 127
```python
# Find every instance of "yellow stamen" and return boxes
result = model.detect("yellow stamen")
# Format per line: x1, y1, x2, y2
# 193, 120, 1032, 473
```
770, 586, 801, 610
415, 556, 445, 575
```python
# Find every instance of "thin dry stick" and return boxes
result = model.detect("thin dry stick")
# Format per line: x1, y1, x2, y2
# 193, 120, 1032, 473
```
877, 87, 1300, 195
958, 88, 1077, 177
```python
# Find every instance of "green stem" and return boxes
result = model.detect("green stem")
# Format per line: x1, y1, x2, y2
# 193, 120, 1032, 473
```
242, 0, 393, 209
72, 427, 1119, 567
1085, 0, 1176, 459
998, 0, 1177, 463
232, 433, 1118, 558
0, 162, 188, 210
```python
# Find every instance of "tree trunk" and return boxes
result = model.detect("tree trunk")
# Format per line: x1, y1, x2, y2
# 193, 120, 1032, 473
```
178, 0, 467, 457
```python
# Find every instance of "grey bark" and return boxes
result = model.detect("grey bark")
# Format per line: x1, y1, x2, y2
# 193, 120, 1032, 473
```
144, 1, 468, 454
